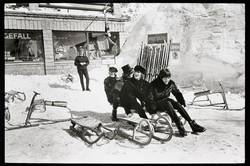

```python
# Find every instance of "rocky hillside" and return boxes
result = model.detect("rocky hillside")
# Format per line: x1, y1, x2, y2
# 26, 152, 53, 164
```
118, 3, 245, 94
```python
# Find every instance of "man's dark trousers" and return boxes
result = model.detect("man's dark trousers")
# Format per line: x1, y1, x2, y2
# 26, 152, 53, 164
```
78, 69, 89, 90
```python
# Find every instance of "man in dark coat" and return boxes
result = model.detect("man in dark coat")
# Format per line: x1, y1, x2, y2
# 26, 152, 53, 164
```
104, 67, 118, 104
74, 47, 90, 91
110, 64, 134, 121
120, 65, 149, 119
146, 68, 206, 137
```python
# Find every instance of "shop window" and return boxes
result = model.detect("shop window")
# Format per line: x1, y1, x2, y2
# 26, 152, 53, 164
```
5, 30, 45, 62
87, 32, 120, 60
53, 31, 87, 61
52, 31, 120, 61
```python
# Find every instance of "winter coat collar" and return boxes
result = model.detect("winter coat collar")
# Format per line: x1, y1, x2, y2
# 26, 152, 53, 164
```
151, 77, 173, 91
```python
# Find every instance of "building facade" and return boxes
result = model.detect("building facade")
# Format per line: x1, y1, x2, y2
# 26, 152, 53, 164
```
4, 3, 128, 75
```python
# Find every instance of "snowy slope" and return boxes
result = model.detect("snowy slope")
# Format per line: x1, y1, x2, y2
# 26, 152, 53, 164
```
118, 3, 245, 94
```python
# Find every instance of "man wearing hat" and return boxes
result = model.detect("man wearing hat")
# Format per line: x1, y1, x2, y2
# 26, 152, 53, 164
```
121, 64, 134, 79
119, 65, 149, 119
104, 67, 118, 105
146, 68, 206, 137
108, 64, 134, 121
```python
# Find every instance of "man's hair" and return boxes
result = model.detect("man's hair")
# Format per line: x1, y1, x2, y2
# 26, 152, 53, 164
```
158, 68, 171, 79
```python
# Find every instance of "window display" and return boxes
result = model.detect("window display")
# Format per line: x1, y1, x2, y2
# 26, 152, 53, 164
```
53, 31, 87, 61
52, 31, 120, 61
5, 30, 45, 62
87, 32, 120, 60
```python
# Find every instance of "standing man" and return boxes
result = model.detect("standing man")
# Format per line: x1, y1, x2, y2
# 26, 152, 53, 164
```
104, 66, 118, 104
146, 68, 206, 137
74, 46, 90, 91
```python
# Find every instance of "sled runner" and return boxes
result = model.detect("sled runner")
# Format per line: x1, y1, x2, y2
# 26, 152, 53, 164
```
116, 116, 154, 146
148, 116, 174, 142
25, 91, 72, 126
117, 115, 173, 145
70, 116, 118, 145
160, 111, 187, 126
5, 123, 40, 131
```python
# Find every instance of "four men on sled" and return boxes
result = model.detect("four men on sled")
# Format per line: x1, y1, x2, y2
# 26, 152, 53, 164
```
104, 64, 206, 137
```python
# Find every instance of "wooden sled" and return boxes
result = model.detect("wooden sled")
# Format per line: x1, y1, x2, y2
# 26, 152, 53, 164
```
190, 82, 229, 110
70, 116, 118, 145
117, 115, 173, 145
25, 91, 73, 126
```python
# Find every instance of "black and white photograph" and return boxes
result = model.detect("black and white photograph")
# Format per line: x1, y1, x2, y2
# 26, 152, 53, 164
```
4, 3, 245, 163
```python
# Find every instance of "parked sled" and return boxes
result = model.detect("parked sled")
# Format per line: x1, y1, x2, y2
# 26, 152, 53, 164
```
24, 91, 72, 126
190, 82, 229, 110
6, 91, 73, 131
70, 116, 118, 145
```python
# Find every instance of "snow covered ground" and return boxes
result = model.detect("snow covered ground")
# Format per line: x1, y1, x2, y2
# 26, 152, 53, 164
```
4, 3, 245, 163
4, 69, 245, 163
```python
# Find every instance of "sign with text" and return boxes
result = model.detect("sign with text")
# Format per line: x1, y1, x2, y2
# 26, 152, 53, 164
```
170, 43, 180, 51
5, 33, 31, 40
147, 33, 168, 44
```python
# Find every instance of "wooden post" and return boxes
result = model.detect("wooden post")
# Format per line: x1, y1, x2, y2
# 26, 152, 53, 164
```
166, 39, 172, 67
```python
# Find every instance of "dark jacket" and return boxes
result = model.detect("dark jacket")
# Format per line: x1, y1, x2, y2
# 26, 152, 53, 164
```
112, 76, 131, 93
110, 76, 131, 106
120, 77, 149, 107
130, 77, 150, 103
146, 77, 186, 114
104, 76, 117, 104
74, 55, 89, 70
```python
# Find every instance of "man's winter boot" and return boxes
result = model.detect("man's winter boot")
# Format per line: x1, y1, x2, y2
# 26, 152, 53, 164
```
189, 120, 206, 133
176, 121, 187, 137
111, 109, 118, 121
